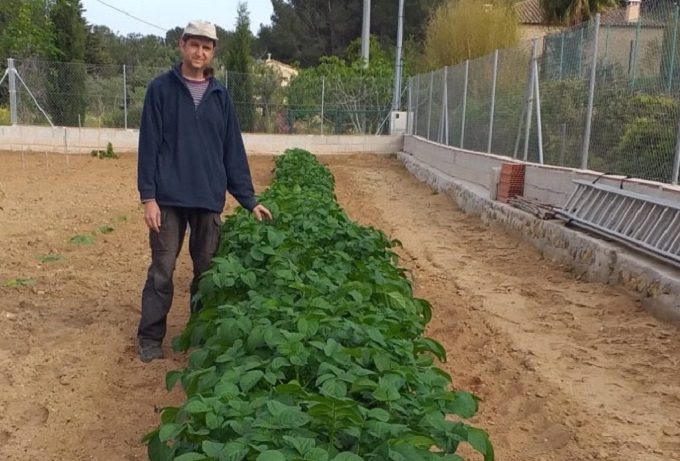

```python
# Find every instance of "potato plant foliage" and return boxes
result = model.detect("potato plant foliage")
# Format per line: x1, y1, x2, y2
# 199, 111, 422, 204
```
143, 149, 494, 461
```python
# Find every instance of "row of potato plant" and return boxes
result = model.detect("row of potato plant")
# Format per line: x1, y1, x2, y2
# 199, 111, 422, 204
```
143, 148, 494, 461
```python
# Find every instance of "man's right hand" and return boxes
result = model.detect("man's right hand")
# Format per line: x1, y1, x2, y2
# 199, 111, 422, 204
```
144, 200, 162, 233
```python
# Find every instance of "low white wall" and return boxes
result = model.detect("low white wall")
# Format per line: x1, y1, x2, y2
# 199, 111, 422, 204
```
0, 125, 404, 156
403, 135, 680, 206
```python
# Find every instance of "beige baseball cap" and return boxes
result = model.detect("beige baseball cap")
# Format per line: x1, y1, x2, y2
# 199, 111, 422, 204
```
183, 20, 218, 41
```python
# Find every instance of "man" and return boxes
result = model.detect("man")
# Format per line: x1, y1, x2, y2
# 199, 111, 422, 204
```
135, 20, 272, 363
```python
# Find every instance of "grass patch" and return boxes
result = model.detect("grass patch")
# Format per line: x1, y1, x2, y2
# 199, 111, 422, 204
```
3, 278, 36, 287
69, 234, 95, 245
98, 225, 114, 234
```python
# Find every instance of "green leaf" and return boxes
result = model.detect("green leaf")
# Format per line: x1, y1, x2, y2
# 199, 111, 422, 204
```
466, 427, 494, 460
147, 432, 176, 461
266, 399, 289, 417
221, 442, 250, 461
250, 248, 265, 261
321, 378, 347, 398
415, 337, 447, 362
270, 356, 290, 370
159, 407, 179, 425
240, 370, 264, 393
373, 354, 392, 372
395, 434, 436, 450
205, 411, 221, 430
323, 338, 342, 357
449, 392, 478, 419
367, 408, 390, 422
183, 399, 210, 414
283, 436, 316, 455
257, 450, 286, 461
440, 455, 465, 461
297, 317, 310, 336
240, 271, 257, 288
278, 407, 311, 428
215, 381, 240, 399
332, 453, 364, 461
348, 290, 363, 303
373, 384, 400, 402
304, 448, 329, 461
158, 423, 182, 442
264, 371, 278, 385
202, 441, 225, 457
165, 370, 183, 391
174, 453, 209, 461
267, 228, 286, 246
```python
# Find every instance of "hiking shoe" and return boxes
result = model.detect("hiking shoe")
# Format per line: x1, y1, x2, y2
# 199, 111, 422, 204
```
137, 338, 163, 363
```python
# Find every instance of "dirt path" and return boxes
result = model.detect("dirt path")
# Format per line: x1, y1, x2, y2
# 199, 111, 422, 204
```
329, 155, 680, 461
0, 151, 679, 461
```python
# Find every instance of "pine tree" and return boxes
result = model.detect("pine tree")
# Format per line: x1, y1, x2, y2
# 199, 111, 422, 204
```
47, 0, 88, 126
227, 2, 255, 132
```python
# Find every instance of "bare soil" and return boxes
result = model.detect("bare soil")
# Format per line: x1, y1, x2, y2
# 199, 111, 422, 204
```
0, 151, 679, 461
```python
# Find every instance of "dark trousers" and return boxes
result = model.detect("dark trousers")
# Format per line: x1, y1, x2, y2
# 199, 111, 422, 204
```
137, 206, 222, 342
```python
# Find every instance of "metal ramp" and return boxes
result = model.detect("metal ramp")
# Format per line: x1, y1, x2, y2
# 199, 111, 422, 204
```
555, 180, 680, 268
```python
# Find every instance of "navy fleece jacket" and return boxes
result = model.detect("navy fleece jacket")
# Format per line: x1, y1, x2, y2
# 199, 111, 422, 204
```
137, 64, 257, 213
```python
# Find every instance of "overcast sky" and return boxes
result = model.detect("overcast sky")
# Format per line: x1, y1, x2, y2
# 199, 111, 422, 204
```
80, 0, 274, 36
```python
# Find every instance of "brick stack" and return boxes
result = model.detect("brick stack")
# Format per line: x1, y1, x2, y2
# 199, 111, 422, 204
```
497, 162, 525, 203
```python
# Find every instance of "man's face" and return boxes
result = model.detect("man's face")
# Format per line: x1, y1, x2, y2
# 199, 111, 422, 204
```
179, 36, 216, 72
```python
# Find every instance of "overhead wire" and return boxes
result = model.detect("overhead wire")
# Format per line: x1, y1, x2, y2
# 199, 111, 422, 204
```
92, 0, 167, 33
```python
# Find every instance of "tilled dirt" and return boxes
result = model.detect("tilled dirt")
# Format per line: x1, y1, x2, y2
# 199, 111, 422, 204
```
0, 151, 679, 461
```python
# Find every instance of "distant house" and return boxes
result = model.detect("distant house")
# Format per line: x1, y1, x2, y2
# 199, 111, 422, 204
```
515, 0, 564, 41
515, 0, 667, 38
263, 54, 298, 87
515, 0, 670, 77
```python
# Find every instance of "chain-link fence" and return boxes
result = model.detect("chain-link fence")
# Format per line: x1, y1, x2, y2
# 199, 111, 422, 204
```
409, 2, 680, 184
0, 58, 395, 135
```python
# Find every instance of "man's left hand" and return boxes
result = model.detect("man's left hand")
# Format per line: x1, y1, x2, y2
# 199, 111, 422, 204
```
252, 204, 273, 221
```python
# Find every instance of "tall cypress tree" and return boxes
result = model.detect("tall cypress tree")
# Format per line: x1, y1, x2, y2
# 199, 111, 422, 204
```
227, 2, 255, 132
47, 0, 87, 126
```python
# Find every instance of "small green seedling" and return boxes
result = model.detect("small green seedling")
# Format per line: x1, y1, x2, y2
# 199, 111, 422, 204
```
3, 278, 36, 287
98, 225, 114, 234
37, 255, 64, 263
91, 142, 118, 159
69, 234, 95, 245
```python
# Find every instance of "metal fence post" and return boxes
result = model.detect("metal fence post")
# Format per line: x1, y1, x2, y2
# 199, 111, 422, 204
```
407, 77, 413, 135
321, 77, 325, 135
414, 74, 420, 136
673, 118, 680, 185
444, 69, 449, 145
123, 64, 128, 130
488, 50, 499, 153
533, 49, 544, 164
461, 60, 469, 149
579, 26, 584, 78
427, 71, 434, 140
630, 18, 641, 86
439, 67, 448, 144
8, 58, 18, 126
559, 34, 565, 80
581, 13, 601, 170
523, 39, 538, 161
668, 4, 679, 93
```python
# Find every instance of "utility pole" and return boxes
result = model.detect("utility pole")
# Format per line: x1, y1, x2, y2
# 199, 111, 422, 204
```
361, 0, 371, 67
392, 0, 405, 110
